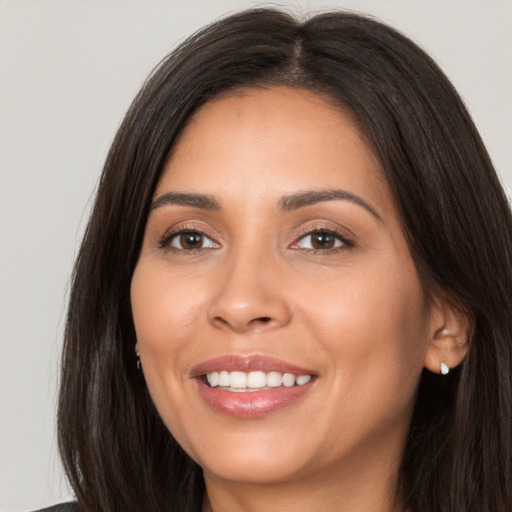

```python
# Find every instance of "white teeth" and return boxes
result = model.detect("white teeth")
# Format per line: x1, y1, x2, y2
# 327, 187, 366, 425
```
267, 371, 283, 387
205, 370, 313, 390
247, 371, 267, 388
296, 375, 312, 386
218, 371, 230, 387
207, 372, 219, 387
282, 373, 295, 387
229, 371, 247, 388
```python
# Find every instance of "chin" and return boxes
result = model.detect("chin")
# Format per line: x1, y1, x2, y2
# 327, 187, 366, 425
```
170, 415, 319, 485
199, 445, 311, 485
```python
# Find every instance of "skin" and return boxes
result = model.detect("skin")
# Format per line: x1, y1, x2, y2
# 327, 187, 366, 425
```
131, 87, 468, 512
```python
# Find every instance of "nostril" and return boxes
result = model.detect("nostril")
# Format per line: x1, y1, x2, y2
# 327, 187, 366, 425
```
212, 315, 274, 331
252, 316, 272, 324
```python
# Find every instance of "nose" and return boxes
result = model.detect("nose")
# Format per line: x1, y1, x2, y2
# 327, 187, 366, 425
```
207, 251, 292, 334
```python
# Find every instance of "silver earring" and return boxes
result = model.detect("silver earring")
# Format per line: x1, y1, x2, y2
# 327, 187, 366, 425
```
440, 361, 449, 375
136, 353, 141, 371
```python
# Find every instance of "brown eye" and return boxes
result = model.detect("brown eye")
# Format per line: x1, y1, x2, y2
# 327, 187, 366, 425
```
310, 232, 336, 249
180, 232, 203, 249
293, 229, 347, 252
168, 231, 218, 250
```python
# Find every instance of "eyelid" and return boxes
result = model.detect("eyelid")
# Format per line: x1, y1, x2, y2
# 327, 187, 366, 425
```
159, 224, 221, 251
289, 224, 355, 252
156, 221, 354, 254
171, 231, 218, 250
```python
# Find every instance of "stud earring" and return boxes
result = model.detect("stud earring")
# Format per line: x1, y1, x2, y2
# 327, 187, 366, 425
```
136, 352, 141, 371
440, 361, 449, 375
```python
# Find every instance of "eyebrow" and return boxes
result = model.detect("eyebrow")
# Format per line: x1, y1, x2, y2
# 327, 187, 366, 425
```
151, 192, 221, 211
278, 189, 382, 221
151, 188, 381, 221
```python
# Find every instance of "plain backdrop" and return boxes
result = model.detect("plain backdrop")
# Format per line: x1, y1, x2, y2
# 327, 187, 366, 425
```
1, 1, 511, 510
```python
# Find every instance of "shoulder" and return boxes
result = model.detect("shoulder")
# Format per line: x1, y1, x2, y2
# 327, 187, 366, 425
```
32, 502, 80, 512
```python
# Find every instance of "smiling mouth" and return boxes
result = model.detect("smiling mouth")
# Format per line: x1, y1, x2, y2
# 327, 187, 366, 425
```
192, 355, 317, 417
204, 370, 313, 392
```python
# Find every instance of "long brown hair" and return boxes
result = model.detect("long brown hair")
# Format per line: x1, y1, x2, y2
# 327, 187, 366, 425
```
58, 8, 512, 511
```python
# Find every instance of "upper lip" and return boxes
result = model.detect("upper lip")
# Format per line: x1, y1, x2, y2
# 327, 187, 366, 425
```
189, 354, 316, 378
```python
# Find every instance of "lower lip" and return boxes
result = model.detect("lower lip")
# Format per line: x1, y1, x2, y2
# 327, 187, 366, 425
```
195, 379, 315, 418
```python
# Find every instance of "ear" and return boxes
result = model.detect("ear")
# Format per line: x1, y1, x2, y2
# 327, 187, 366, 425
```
423, 299, 470, 375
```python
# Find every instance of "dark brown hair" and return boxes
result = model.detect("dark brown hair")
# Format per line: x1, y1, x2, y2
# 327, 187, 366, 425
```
58, 8, 512, 511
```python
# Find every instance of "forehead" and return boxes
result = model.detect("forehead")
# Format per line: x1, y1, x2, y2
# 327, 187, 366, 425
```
157, 86, 392, 217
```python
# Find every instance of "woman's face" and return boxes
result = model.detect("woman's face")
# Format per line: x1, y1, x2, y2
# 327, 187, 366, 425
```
131, 87, 438, 486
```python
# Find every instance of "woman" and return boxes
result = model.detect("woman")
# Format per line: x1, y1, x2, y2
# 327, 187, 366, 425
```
42, 7, 512, 512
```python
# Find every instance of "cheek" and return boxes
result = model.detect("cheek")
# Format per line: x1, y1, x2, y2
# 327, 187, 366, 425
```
297, 258, 429, 404
130, 260, 205, 422
131, 259, 205, 348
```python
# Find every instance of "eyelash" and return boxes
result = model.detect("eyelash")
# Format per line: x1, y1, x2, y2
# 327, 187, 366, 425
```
159, 226, 218, 253
159, 225, 354, 254
291, 226, 354, 254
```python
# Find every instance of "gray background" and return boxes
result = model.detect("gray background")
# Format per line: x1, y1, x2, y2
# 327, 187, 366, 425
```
1, 0, 511, 510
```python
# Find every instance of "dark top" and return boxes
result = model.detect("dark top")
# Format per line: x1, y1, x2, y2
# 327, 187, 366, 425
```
33, 503, 79, 512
